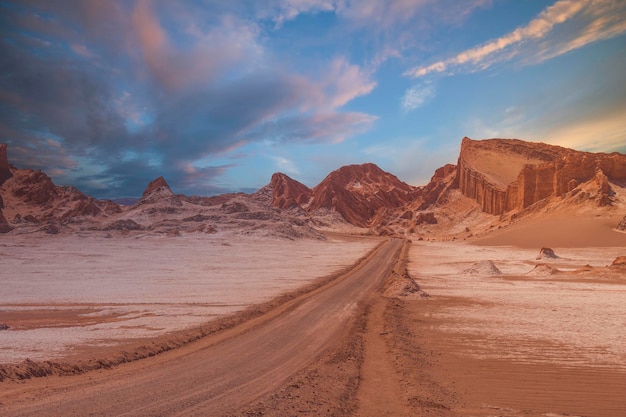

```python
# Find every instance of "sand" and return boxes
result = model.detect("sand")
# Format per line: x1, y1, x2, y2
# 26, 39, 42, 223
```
1, 223, 624, 416
0, 232, 379, 363
404, 240, 626, 416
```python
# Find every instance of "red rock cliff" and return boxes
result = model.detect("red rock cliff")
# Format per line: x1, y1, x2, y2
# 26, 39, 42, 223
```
455, 137, 626, 215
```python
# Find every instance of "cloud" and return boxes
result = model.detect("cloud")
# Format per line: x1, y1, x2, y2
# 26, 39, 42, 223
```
131, 0, 263, 92
401, 82, 435, 112
0, 1, 378, 198
271, 155, 301, 176
405, 0, 626, 78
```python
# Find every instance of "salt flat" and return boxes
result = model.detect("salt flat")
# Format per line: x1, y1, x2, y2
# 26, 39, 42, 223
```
0, 233, 378, 363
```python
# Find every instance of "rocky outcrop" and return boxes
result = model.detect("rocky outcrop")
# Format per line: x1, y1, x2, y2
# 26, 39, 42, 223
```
455, 137, 626, 215
0, 144, 12, 185
142, 176, 172, 197
416, 164, 456, 210
10, 170, 59, 205
136, 176, 181, 207
618, 215, 626, 231
537, 247, 558, 260
308, 163, 419, 227
0, 211, 12, 234
266, 173, 312, 209
611, 256, 626, 269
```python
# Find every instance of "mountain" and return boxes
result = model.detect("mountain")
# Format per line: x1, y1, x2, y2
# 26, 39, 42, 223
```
307, 163, 419, 227
1, 138, 624, 240
0, 146, 120, 232
265, 173, 312, 210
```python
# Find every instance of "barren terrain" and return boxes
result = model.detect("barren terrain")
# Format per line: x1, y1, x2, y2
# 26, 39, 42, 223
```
0, 238, 402, 416
0, 233, 378, 363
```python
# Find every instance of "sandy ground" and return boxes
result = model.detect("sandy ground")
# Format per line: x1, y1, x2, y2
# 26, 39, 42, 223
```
0, 239, 403, 416
1, 228, 624, 416
0, 232, 379, 363
401, 240, 626, 416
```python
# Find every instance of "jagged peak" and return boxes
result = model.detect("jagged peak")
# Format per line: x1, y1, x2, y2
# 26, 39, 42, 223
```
263, 172, 312, 209
142, 176, 172, 197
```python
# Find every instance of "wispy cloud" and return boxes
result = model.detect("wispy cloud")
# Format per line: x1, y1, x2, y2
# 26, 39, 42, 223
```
401, 82, 435, 112
271, 155, 301, 175
404, 0, 626, 78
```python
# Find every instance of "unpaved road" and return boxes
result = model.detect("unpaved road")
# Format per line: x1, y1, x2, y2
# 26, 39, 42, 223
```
1, 239, 403, 416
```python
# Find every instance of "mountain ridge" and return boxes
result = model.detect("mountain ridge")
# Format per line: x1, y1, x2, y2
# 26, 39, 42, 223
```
1, 137, 624, 238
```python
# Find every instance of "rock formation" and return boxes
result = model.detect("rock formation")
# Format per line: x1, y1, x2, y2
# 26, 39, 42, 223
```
136, 176, 181, 207
455, 137, 626, 215
266, 173, 312, 209
463, 260, 502, 276
537, 247, 559, 260
0, 211, 12, 234
0, 144, 12, 185
611, 256, 626, 269
142, 176, 172, 197
416, 164, 457, 210
307, 163, 419, 227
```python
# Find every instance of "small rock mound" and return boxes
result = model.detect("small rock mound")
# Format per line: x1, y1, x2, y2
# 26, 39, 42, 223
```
462, 260, 502, 276
383, 262, 430, 299
536, 247, 558, 260
610, 256, 626, 269
527, 263, 560, 276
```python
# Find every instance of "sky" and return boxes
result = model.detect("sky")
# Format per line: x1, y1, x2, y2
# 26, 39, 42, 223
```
1, 0, 625, 199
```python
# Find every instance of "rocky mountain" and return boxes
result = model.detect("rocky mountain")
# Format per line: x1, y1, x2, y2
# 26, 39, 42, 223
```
0, 146, 120, 233
265, 173, 312, 210
1, 138, 624, 239
307, 163, 419, 227
455, 137, 626, 215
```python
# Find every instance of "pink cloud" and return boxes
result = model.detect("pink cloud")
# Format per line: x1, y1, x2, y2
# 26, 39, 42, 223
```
404, 0, 626, 78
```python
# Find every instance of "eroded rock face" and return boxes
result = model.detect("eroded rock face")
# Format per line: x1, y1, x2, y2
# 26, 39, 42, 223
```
136, 176, 181, 207
416, 164, 456, 210
0, 211, 12, 234
308, 163, 419, 227
10, 170, 59, 205
267, 173, 312, 209
455, 137, 626, 215
142, 176, 171, 197
0, 144, 12, 185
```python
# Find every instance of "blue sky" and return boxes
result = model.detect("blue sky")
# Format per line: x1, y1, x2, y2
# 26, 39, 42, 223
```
1, 0, 625, 198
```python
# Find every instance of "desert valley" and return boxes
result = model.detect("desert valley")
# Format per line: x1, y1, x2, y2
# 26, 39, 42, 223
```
1, 138, 625, 416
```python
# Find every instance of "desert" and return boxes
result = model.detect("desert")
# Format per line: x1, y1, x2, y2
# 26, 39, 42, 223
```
2, 2, 626, 416
1, 135, 626, 416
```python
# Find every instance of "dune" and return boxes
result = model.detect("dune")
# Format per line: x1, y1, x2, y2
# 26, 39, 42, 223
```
472, 211, 626, 248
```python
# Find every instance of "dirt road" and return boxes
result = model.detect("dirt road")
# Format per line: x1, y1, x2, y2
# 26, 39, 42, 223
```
1, 239, 403, 416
